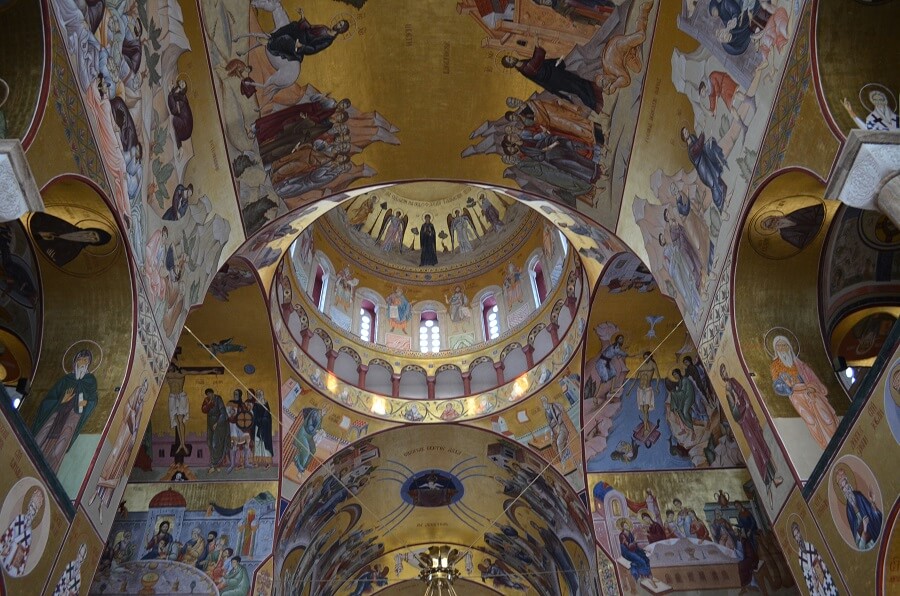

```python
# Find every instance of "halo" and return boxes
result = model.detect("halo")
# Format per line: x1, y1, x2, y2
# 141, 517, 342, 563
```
762, 327, 800, 359
62, 339, 103, 373
72, 216, 120, 258
890, 362, 900, 407
859, 82, 896, 112
331, 13, 357, 39
830, 462, 857, 505
174, 72, 192, 91
22, 485, 46, 523
0, 77, 9, 110
786, 513, 806, 543
637, 508, 653, 520
751, 209, 785, 236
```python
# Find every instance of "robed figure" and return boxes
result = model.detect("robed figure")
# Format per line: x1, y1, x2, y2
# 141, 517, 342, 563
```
502, 46, 603, 112
167, 80, 193, 150
32, 349, 99, 472
0, 489, 44, 577
836, 468, 883, 550
419, 214, 438, 266
202, 389, 229, 471
721, 365, 781, 497
618, 520, 653, 582
681, 127, 728, 211
266, 17, 349, 63
251, 391, 275, 467
90, 379, 150, 510
30, 213, 112, 268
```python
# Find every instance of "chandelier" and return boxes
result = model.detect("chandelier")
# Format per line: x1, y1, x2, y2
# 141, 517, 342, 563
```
417, 545, 461, 596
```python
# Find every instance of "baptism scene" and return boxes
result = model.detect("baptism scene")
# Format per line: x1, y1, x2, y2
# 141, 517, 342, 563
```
0, 0, 897, 594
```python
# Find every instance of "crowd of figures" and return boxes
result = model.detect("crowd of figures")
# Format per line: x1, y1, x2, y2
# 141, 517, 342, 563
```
464, 1, 654, 209
586, 326, 740, 472
595, 482, 792, 593
52, 0, 231, 350
203, 0, 399, 233
95, 489, 277, 596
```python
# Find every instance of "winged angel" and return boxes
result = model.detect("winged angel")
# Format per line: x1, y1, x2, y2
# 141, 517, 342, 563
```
448, 209, 478, 253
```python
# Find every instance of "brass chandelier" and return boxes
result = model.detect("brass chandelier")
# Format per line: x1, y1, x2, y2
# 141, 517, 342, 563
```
416, 545, 461, 596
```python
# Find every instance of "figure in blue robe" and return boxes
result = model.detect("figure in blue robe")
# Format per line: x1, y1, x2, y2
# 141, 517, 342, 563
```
681, 127, 728, 211
838, 470, 883, 550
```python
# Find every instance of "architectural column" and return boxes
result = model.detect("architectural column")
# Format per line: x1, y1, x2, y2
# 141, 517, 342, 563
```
326, 350, 338, 371
825, 129, 900, 229
493, 361, 505, 386
391, 373, 401, 398
426, 376, 436, 400
461, 372, 472, 395
876, 173, 900, 230
523, 344, 535, 369
548, 322, 560, 345
0, 141, 45, 222
300, 329, 312, 352
357, 364, 368, 388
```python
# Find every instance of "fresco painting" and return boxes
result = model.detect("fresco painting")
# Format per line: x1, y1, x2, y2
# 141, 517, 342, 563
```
47, 511, 102, 596
0, 411, 68, 594
805, 344, 900, 596
275, 426, 598, 595
775, 489, 847, 596
90, 482, 277, 595
590, 469, 795, 594
129, 259, 279, 484
49, 0, 237, 355
0, 0, 892, 592
712, 331, 791, 518
200, 0, 400, 233
583, 253, 739, 474
619, 0, 804, 337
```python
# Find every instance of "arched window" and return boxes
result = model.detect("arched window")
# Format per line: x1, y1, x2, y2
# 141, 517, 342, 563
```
529, 259, 547, 306
311, 264, 328, 311
419, 310, 441, 353
558, 229, 568, 257
482, 294, 500, 341
358, 299, 376, 342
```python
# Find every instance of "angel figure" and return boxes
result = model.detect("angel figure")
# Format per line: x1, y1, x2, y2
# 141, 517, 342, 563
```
448, 209, 477, 253
377, 209, 408, 252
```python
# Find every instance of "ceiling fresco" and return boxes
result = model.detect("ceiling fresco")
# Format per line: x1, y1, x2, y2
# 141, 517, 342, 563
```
275, 424, 598, 596
2, 0, 897, 594
322, 183, 541, 281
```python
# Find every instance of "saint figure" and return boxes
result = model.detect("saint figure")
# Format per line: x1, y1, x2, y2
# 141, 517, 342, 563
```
769, 335, 837, 449
792, 523, 839, 596
836, 467, 883, 550
419, 214, 438, 266
501, 47, 603, 112
30, 213, 112, 268
0, 487, 44, 577
32, 349, 99, 472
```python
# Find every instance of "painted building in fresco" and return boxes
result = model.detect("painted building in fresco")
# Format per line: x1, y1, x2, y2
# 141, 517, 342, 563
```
0, 0, 897, 594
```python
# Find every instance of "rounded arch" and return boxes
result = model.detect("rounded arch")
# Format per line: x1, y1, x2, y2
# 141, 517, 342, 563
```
732, 168, 848, 478
353, 287, 386, 344
434, 363, 464, 398
472, 284, 507, 344
19, 175, 135, 499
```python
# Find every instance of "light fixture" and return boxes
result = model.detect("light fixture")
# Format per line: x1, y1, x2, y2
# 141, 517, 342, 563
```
417, 545, 461, 596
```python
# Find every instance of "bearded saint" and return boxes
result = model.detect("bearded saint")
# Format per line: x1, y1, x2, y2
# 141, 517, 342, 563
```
769, 335, 838, 449
0, 488, 45, 577
32, 349, 99, 472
